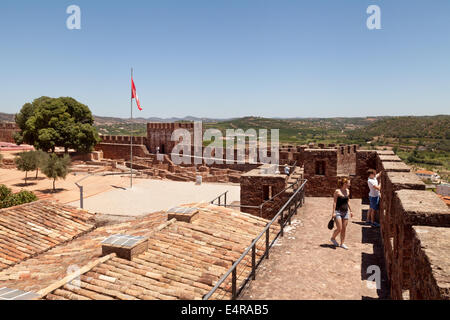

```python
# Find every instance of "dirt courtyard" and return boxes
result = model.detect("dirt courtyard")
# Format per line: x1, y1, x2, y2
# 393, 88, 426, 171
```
0, 167, 138, 203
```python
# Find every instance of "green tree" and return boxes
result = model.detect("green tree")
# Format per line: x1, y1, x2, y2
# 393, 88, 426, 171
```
34, 150, 47, 179
0, 184, 12, 200
14, 96, 100, 153
15, 151, 38, 185
41, 154, 71, 192
1, 190, 38, 208
0, 185, 37, 209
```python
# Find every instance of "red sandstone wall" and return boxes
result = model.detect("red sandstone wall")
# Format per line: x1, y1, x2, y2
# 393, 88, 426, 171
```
337, 144, 357, 176
99, 135, 146, 145
240, 173, 288, 219
350, 150, 377, 198
0, 123, 19, 143
146, 122, 196, 154
410, 226, 450, 300
303, 149, 338, 197
95, 143, 150, 160
374, 151, 450, 300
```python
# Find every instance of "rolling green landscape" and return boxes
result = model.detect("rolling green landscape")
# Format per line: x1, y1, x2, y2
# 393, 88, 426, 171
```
92, 115, 450, 177
1, 112, 449, 180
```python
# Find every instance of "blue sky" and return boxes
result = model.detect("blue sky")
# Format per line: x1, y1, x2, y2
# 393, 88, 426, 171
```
0, 0, 449, 118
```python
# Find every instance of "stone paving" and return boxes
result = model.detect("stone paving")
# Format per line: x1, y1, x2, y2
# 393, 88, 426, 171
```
240, 197, 390, 300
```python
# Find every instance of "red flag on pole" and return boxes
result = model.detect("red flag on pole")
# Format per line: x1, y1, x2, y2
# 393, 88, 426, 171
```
131, 76, 142, 111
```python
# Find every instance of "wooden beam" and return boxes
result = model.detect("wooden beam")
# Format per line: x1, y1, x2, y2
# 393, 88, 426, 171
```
36, 253, 116, 298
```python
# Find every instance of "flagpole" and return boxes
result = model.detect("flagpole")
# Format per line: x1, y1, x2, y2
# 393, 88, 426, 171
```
130, 67, 133, 189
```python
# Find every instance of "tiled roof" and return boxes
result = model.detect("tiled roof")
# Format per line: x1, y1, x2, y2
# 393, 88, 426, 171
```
39, 204, 279, 300
0, 200, 96, 271
0, 211, 167, 292
437, 195, 450, 207
415, 170, 436, 175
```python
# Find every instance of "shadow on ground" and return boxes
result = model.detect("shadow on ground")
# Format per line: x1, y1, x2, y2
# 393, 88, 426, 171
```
111, 185, 127, 190
13, 182, 37, 187
319, 244, 337, 250
37, 188, 68, 194
360, 200, 390, 299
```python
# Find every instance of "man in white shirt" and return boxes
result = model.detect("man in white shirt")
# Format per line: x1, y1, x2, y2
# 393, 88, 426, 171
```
284, 164, 290, 175
367, 169, 382, 227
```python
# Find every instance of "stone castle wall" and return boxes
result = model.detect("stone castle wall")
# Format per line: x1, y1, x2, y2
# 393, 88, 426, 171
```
240, 172, 288, 219
94, 143, 151, 160
350, 150, 378, 198
303, 149, 338, 197
377, 154, 450, 300
337, 144, 358, 176
146, 122, 195, 154
0, 123, 19, 143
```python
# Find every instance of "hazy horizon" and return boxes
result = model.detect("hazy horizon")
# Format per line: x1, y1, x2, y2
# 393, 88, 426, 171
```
2, 109, 449, 121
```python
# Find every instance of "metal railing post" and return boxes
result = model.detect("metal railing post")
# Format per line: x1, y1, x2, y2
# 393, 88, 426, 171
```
280, 211, 284, 237
232, 263, 237, 300
224, 192, 227, 208
251, 239, 256, 280
80, 185, 83, 209
202, 179, 307, 300
288, 205, 292, 225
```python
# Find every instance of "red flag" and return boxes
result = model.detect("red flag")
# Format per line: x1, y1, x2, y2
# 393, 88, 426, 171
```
131, 76, 142, 111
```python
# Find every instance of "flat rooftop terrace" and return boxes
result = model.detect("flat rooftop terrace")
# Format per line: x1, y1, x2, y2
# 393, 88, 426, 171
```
69, 179, 240, 216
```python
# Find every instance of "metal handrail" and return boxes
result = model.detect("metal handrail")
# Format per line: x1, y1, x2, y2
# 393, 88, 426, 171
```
260, 177, 300, 207
203, 179, 307, 300
290, 160, 297, 176
210, 191, 229, 207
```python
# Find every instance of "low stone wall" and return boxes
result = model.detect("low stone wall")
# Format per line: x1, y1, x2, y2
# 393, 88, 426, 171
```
379, 171, 425, 279
240, 171, 288, 219
350, 150, 377, 198
376, 152, 450, 300
410, 226, 450, 299
94, 143, 150, 160
0, 123, 19, 143
305, 176, 339, 197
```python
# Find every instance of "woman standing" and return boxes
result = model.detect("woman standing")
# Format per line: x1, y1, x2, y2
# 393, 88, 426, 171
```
330, 178, 353, 249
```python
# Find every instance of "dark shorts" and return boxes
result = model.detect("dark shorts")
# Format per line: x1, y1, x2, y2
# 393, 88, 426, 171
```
369, 196, 380, 210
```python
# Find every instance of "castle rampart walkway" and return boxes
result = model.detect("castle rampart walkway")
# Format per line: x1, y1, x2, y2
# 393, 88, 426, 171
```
241, 197, 390, 300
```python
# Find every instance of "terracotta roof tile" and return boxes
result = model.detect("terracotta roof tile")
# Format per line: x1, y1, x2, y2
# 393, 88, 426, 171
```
38, 204, 279, 300
415, 170, 437, 175
0, 200, 96, 271
0, 211, 167, 292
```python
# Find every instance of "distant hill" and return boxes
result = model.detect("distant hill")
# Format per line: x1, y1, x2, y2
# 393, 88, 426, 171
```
0, 112, 14, 122
347, 115, 450, 141
2, 111, 448, 143
0, 112, 226, 125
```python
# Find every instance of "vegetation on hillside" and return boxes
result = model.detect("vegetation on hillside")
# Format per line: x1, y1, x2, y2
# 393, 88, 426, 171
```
347, 115, 449, 141
93, 116, 449, 170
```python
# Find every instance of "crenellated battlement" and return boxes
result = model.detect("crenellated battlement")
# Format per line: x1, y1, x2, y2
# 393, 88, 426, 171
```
99, 134, 146, 145
146, 122, 195, 130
